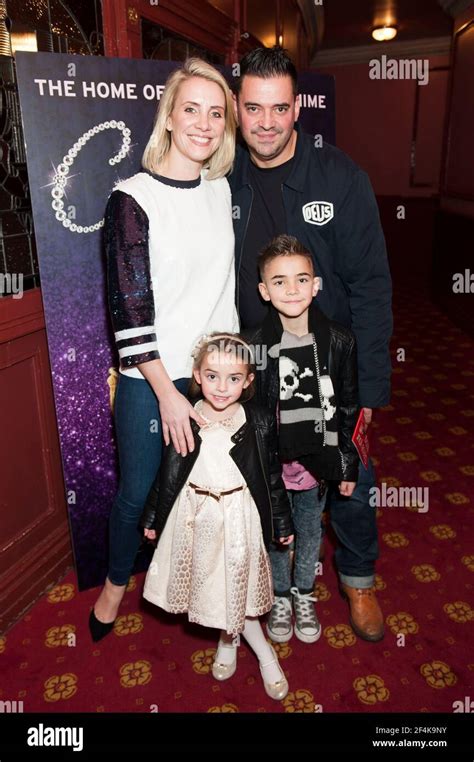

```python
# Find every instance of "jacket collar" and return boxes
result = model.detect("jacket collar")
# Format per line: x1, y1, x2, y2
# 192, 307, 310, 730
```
261, 300, 331, 349
232, 122, 310, 192
190, 399, 251, 442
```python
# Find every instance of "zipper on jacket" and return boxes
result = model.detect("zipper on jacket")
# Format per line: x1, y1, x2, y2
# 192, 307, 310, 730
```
337, 447, 345, 475
255, 427, 275, 542
236, 185, 253, 316
311, 333, 327, 445
313, 333, 346, 477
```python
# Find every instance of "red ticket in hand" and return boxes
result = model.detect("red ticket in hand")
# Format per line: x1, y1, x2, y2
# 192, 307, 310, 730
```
352, 409, 369, 470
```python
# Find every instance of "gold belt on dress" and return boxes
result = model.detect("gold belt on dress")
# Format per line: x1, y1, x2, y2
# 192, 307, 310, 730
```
188, 482, 245, 502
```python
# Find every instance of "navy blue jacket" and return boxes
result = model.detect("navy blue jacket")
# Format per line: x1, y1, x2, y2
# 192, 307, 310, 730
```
229, 124, 393, 409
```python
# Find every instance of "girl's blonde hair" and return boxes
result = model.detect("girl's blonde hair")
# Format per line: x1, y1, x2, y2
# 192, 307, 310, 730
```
189, 333, 256, 401
142, 58, 236, 180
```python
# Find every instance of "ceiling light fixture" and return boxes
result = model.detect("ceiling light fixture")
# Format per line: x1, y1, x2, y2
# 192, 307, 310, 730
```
372, 25, 398, 42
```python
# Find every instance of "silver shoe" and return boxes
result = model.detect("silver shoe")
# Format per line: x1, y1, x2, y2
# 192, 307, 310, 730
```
212, 641, 237, 681
259, 644, 289, 700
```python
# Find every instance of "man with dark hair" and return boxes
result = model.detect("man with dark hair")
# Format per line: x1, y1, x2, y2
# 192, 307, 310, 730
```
229, 46, 393, 642
234, 46, 299, 96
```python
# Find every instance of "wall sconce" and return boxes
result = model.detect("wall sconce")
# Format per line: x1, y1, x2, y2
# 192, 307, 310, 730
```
372, 25, 398, 42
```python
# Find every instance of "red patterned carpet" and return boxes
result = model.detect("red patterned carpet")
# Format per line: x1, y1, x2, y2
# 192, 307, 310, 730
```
1, 293, 473, 714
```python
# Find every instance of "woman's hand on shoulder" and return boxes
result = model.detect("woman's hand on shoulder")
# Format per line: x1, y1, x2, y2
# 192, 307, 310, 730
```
159, 389, 206, 456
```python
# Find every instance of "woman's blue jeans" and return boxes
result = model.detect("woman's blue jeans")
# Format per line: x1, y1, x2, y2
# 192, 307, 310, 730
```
108, 373, 189, 586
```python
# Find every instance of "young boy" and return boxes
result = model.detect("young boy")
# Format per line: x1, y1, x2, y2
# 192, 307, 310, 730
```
245, 234, 360, 644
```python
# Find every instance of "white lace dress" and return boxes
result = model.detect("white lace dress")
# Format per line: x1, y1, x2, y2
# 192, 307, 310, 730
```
143, 401, 274, 634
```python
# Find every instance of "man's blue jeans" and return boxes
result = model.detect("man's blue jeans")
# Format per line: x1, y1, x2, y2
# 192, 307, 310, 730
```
328, 458, 378, 588
108, 373, 189, 586
269, 486, 327, 595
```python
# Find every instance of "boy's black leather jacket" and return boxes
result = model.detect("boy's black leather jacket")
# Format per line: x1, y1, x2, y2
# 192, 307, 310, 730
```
139, 401, 293, 549
245, 320, 360, 483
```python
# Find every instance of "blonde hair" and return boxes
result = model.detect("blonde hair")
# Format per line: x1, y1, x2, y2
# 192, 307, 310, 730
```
142, 58, 236, 180
189, 333, 256, 401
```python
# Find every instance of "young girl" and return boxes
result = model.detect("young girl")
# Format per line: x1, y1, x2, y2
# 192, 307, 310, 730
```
140, 334, 294, 700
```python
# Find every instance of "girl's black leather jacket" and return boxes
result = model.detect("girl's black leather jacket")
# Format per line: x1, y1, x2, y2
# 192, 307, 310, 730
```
139, 400, 293, 549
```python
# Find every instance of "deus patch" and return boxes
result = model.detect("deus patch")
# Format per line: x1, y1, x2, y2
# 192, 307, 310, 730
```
302, 201, 334, 226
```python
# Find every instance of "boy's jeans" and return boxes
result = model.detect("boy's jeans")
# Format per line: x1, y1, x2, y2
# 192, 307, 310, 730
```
269, 486, 327, 595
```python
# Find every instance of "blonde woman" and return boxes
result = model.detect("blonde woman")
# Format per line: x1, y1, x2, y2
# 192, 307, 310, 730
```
90, 58, 238, 641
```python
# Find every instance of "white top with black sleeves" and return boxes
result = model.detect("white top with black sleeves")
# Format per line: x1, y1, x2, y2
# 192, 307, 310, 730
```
105, 169, 239, 380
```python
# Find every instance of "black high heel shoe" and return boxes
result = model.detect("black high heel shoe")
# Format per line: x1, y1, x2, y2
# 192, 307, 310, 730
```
88, 609, 116, 642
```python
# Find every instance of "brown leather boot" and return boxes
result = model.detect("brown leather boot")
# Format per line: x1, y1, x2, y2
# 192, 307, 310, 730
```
340, 584, 384, 642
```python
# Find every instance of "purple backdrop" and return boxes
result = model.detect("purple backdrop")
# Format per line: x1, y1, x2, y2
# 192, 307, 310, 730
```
16, 51, 335, 590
